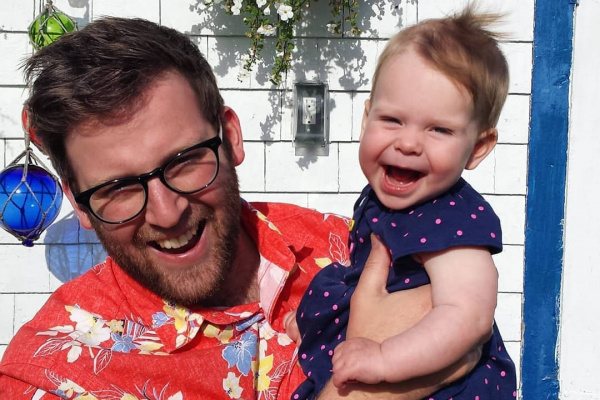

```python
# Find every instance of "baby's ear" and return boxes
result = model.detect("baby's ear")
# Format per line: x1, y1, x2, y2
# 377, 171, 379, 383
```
465, 128, 498, 170
359, 99, 372, 142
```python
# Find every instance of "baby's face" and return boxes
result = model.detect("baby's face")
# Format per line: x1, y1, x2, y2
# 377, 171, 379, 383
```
359, 49, 489, 210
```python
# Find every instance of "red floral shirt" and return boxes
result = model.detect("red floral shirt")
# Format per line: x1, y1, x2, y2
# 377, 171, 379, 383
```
0, 200, 350, 400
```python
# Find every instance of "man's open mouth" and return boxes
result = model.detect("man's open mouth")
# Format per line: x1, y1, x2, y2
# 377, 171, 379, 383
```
385, 165, 422, 186
152, 220, 206, 254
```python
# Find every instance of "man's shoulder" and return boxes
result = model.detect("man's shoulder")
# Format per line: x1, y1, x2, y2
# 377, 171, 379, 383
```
0, 258, 125, 373
6, 259, 123, 340
249, 201, 350, 229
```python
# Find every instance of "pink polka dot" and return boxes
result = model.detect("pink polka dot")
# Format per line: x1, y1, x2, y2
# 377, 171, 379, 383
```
335, 318, 340, 324
479, 206, 485, 211
301, 353, 307, 359
485, 378, 489, 384
491, 232, 496, 238
404, 278, 410, 284
338, 334, 342, 340
317, 330, 322, 335
420, 237, 427, 243
450, 201, 456, 206
501, 371, 506, 377
300, 312, 304, 318
486, 364, 491, 369
315, 312, 320, 316
476, 397, 480, 400
513, 391, 517, 397
359, 237, 364, 243
324, 291, 329, 297
404, 232, 409, 237
409, 210, 415, 214
294, 395, 299, 399
372, 217, 379, 223
332, 304, 338, 310
498, 346, 502, 351
418, 213, 423, 217
308, 290, 313, 295
328, 350, 334, 356
321, 345, 325, 350
391, 222, 397, 227
497, 385, 500, 391
308, 371, 312, 377
471, 214, 477, 219
435, 218, 442, 224
457, 230, 463, 236
433, 199, 438, 204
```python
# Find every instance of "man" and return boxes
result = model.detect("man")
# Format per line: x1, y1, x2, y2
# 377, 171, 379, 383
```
0, 18, 476, 399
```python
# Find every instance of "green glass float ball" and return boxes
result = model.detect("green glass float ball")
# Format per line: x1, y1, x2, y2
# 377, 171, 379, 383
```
29, 8, 77, 50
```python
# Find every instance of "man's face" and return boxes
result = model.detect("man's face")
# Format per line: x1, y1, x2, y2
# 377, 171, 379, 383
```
65, 72, 246, 306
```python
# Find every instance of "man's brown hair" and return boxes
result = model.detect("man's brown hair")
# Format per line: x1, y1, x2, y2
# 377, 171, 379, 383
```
23, 17, 225, 191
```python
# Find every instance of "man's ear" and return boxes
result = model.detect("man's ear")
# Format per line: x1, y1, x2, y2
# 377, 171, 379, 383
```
220, 106, 245, 166
359, 99, 372, 142
465, 128, 498, 170
61, 180, 93, 230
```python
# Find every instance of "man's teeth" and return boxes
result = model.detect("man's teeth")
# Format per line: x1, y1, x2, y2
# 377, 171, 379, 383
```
157, 227, 196, 250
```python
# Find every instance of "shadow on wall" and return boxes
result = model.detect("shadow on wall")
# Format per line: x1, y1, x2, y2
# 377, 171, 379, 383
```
43, 211, 106, 283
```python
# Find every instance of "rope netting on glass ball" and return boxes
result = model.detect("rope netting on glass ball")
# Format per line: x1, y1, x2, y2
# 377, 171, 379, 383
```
0, 109, 63, 246
28, 0, 78, 50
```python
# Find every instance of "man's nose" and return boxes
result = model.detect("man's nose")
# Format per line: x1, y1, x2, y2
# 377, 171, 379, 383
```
143, 178, 189, 228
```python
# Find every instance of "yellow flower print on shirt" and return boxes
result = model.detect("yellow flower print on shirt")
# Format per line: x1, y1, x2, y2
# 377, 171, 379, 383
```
223, 372, 243, 399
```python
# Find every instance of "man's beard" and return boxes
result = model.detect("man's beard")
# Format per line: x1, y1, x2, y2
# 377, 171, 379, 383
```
91, 164, 242, 307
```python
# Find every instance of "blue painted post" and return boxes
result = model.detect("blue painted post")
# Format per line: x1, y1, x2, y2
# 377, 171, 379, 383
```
522, 0, 576, 399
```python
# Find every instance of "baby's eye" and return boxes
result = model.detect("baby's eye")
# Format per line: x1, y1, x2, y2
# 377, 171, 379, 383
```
382, 116, 401, 124
433, 126, 453, 134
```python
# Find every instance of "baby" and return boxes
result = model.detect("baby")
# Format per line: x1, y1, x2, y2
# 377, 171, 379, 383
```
292, 6, 517, 400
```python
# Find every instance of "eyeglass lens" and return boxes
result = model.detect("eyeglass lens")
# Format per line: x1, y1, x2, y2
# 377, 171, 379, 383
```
88, 145, 218, 223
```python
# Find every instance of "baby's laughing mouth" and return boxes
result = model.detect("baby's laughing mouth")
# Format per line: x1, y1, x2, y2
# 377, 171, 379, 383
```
151, 220, 205, 254
385, 165, 422, 186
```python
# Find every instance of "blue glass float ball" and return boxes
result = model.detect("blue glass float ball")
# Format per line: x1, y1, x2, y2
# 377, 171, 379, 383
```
0, 164, 63, 246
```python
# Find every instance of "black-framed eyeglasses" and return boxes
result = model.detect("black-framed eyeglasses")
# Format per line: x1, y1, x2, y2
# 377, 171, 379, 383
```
74, 135, 222, 224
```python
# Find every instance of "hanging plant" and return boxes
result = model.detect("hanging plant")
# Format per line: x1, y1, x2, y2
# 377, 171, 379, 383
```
203, 0, 361, 85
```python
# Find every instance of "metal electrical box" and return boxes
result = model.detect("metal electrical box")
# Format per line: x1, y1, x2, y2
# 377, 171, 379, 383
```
293, 82, 329, 156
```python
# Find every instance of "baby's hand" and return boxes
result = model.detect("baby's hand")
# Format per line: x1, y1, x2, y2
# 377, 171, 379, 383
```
331, 337, 386, 388
283, 310, 301, 345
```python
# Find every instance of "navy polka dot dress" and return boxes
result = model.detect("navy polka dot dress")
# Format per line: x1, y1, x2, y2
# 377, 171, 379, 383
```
294, 179, 516, 400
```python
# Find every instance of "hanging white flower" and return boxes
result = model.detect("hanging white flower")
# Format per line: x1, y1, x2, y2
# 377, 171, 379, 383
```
256, 0, 267, 7
231, 0, 243, 15
263, 5, 271, 15
277, 4, 294, 21
257, 24, 276, 36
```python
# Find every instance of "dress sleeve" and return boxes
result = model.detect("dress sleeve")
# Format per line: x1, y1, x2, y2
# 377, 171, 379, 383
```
358, 179, 503, 262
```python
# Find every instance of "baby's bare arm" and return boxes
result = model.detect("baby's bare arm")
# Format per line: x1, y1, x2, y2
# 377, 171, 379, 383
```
374, 246, 497, 382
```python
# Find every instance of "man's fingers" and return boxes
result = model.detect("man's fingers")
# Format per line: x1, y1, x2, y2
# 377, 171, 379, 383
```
354, 234, 392, 296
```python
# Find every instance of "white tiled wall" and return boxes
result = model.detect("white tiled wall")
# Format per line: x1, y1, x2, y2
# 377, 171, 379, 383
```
0, 1, 532, 387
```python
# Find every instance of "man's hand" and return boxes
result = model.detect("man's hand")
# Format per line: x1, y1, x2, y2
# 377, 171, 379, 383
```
317, 234, 483, 399
284, 310, 301, 345
347, 234, 432, 343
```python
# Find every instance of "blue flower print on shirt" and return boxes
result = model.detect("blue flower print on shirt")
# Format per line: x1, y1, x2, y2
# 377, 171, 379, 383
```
222, 331, 257, 376
151, 311, 171, 328
235, 312, 264, 332
111, 332, 137, 353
